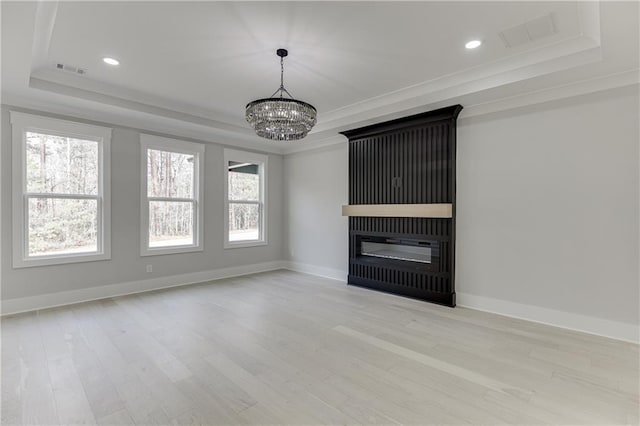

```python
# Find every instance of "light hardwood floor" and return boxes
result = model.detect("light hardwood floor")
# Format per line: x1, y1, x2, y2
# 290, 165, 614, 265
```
2, 270, 638, 425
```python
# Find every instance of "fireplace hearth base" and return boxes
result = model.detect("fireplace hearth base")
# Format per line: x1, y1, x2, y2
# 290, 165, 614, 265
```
348, 275, 456, 307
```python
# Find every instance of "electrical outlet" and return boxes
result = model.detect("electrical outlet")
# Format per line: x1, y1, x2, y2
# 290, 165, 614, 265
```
146, 265, 153, 273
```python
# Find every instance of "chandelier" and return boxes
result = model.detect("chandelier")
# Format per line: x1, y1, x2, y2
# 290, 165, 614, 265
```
246, 49, 317, 141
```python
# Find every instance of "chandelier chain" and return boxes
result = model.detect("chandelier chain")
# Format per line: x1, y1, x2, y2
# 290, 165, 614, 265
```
269, 55, 293, 99
280, 56, 284, 96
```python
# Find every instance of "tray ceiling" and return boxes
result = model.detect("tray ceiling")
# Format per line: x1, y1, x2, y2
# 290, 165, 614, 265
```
1, 1, 638, 153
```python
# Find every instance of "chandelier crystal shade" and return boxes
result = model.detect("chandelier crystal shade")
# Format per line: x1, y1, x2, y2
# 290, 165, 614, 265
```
246, 49, 317, 141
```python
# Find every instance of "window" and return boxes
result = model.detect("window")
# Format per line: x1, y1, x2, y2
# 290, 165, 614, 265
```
11, 112, 111, 267
224, 149, 267, 248
141, 134, 204, 256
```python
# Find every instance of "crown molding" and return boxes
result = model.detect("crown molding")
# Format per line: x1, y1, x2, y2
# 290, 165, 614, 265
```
8, 70, 635, 159
280, 69, 639, 156
313, 37, 602, 135
1, 92, 286, 155
280, 134, 347, 155
29, 75, 251, 135
460, 68, 639, 120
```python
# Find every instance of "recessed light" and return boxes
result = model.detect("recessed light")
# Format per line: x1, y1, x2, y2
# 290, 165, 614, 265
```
102, 57, 120, 66
465, 40, 482, 49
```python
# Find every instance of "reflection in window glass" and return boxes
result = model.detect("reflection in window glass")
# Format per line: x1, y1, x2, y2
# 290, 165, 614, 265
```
228, 161, 259, 201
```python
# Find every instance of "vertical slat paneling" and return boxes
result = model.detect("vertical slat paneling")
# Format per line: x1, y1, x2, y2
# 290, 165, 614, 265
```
429, 125, 435, 203
345, 106, 461, 307
438, 124, 443, 203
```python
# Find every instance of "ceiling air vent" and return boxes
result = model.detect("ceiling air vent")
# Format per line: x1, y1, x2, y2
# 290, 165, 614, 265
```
499, 14, 556, 48
54, 62, 87, 75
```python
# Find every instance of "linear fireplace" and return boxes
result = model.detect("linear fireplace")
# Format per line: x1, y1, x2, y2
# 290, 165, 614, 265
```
356, 235, 440, 271
341, 105, 462, 307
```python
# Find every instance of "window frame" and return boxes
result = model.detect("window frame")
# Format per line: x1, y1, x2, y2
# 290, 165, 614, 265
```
10, 111, 112, 268
223, 148, 268, 249
140, 134, 205, 256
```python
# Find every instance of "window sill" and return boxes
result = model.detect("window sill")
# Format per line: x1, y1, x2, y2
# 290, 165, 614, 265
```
141, 245, 203, 257
224, 240, 268, 249
13, 252, 111, 268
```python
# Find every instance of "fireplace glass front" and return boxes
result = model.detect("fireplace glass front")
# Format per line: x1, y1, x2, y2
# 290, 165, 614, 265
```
357, 235, 439, 265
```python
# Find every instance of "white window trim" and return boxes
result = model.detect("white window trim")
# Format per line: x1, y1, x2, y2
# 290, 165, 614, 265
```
140, 134, 205, 256
223, 148, 268, 249
10, 111, 112, 268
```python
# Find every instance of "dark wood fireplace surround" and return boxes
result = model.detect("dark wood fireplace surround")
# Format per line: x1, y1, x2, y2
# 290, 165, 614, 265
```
341, 105, 462, 307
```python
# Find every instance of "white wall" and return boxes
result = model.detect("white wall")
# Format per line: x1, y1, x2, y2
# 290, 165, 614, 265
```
284, 144, 349, 280
1, 106, 284, 304
283, 86, 639, 341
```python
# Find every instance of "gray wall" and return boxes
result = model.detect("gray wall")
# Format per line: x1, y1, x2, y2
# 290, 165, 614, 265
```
1, 106, 284, 300
283, 86, 639, 327
3, 85, 638, 333
456, 87, 638, 325
284, 144, 348, 275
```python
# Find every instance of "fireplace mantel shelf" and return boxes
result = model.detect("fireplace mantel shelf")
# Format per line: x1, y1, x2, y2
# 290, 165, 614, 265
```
341, 203, 452, 218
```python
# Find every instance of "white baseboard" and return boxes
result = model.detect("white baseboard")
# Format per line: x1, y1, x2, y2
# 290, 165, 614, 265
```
1, 260, 286, 316
457, 292, 639, 344
283, 261, 638, 344
283, 261, 347, 282
4, 259, 636, 344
